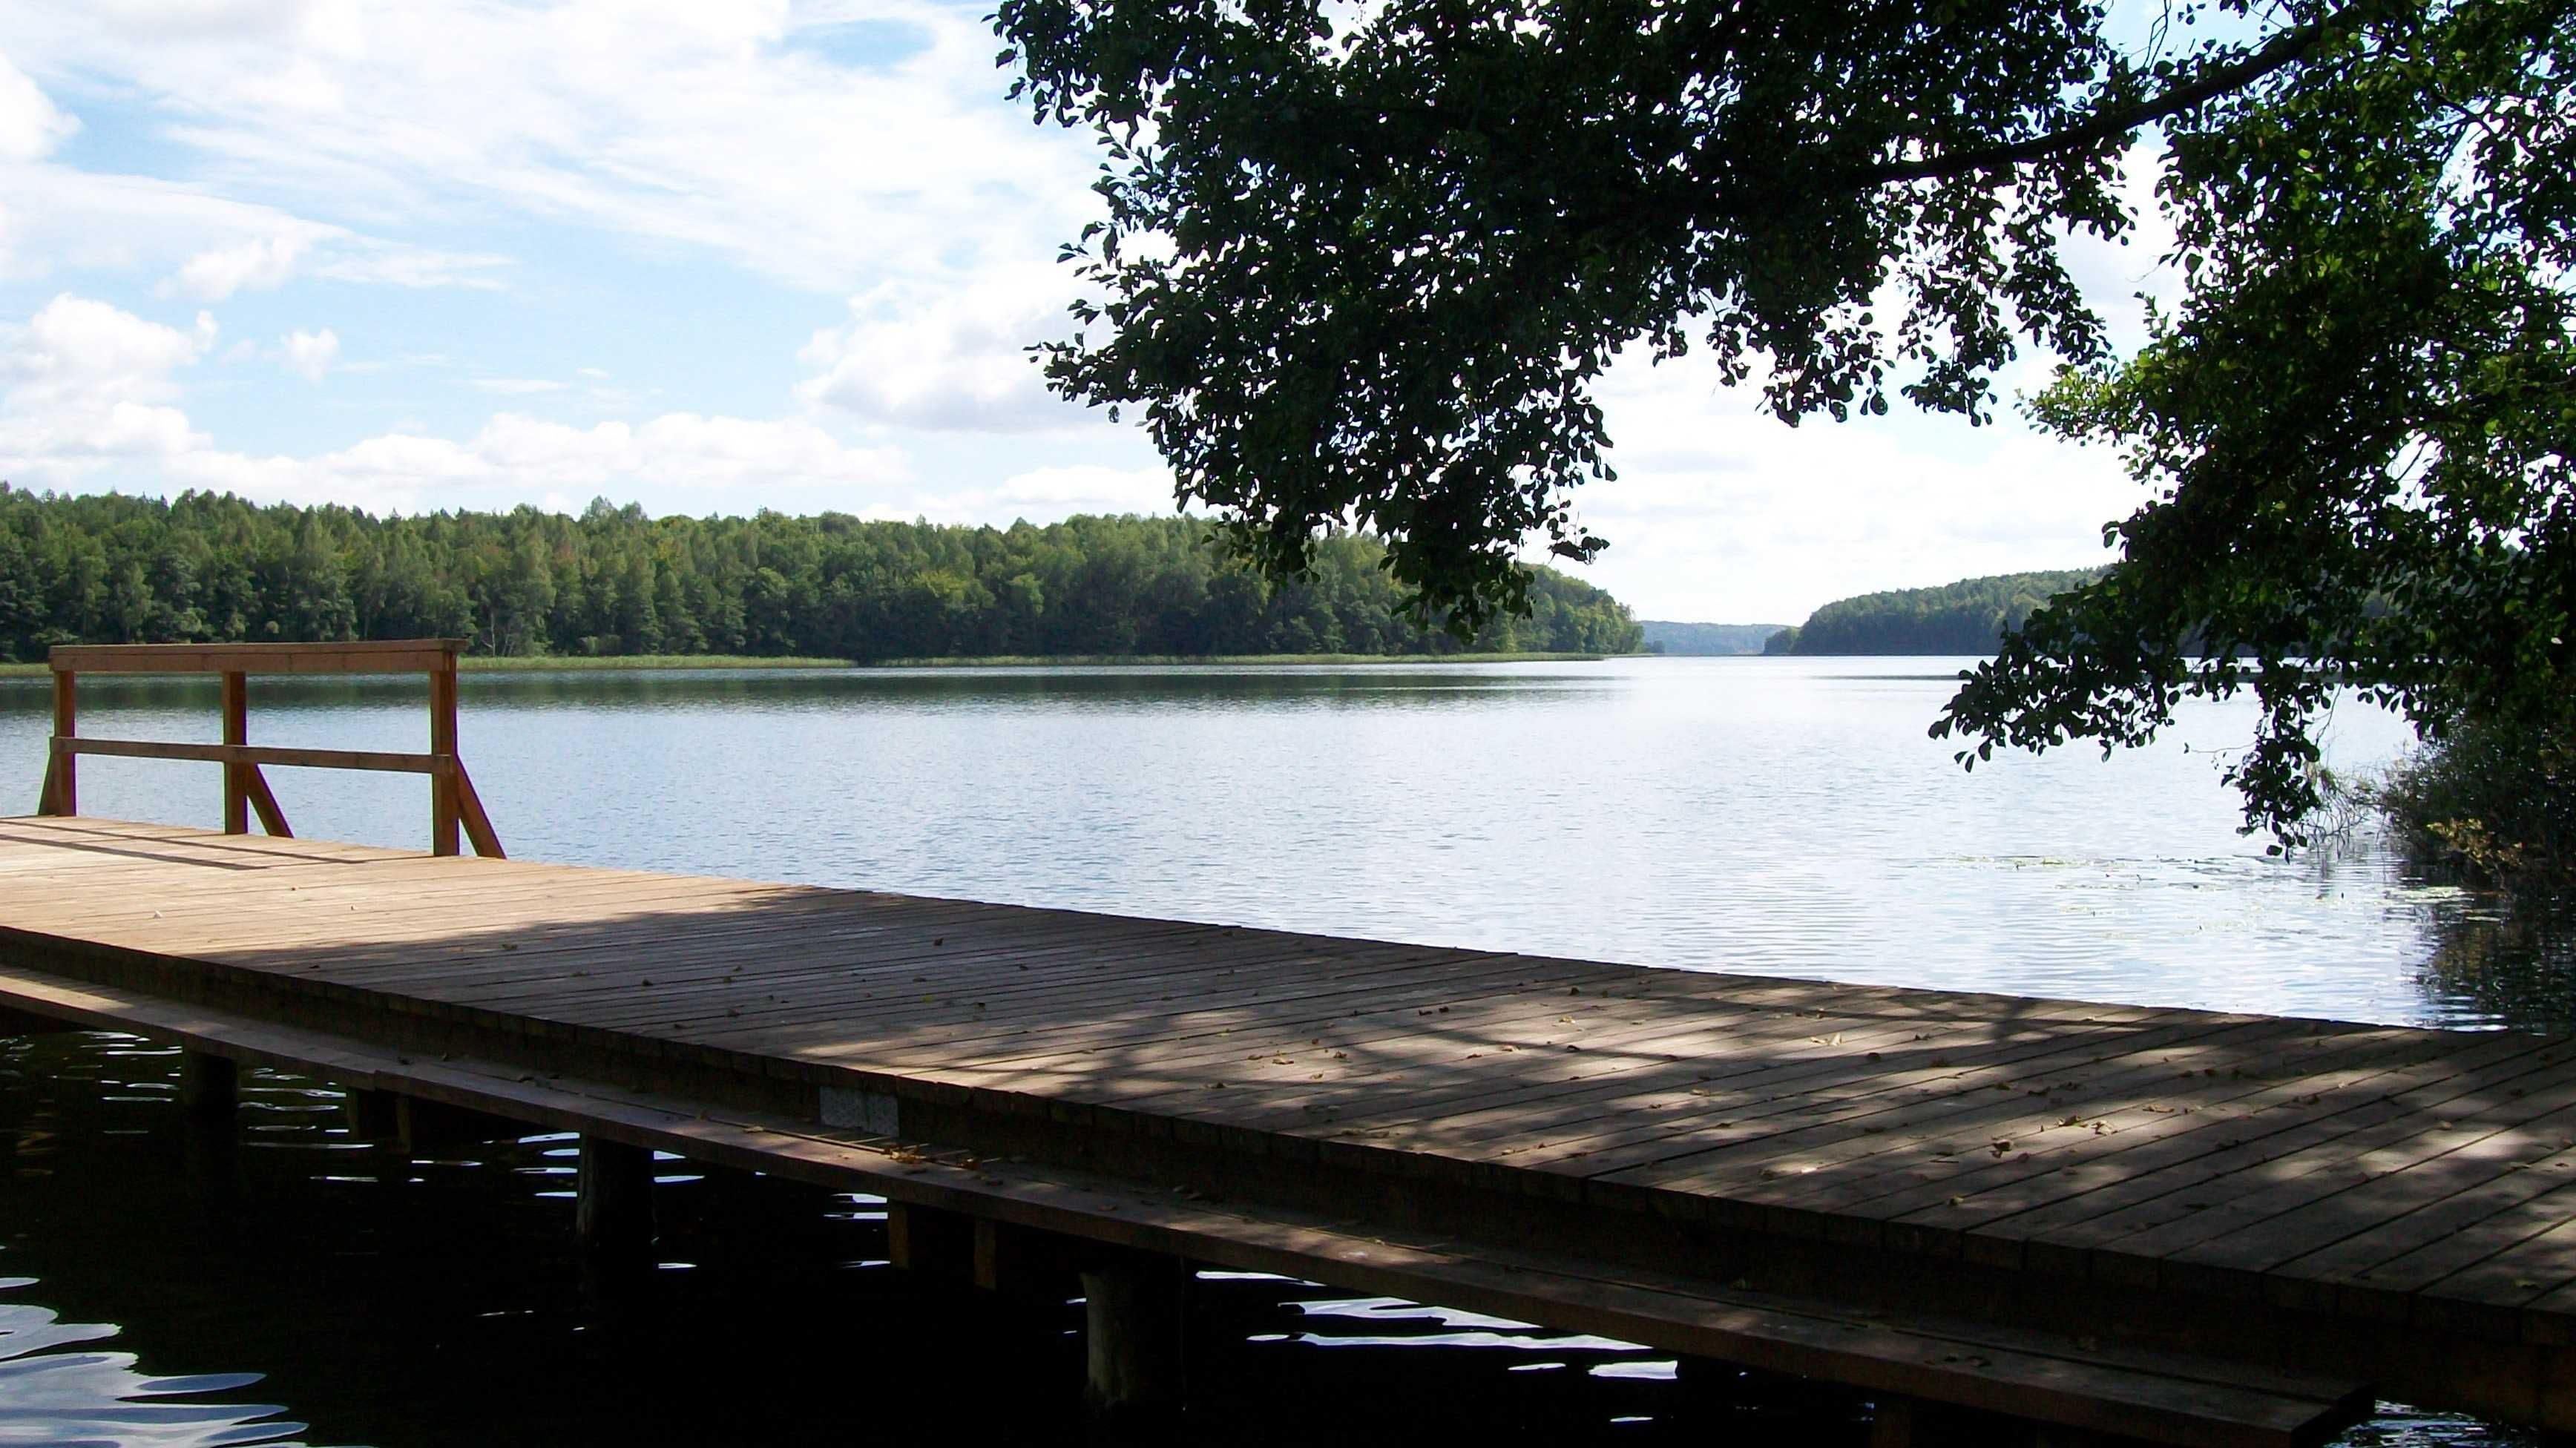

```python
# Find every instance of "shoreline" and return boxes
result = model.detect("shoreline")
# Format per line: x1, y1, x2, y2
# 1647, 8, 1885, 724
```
0, 649, 1621, 679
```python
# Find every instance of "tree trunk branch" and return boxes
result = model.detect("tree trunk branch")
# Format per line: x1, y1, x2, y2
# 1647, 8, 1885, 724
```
1854, 7, 2357, 188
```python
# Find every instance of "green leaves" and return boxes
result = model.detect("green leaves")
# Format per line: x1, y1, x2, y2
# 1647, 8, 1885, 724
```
1940, 0, 2576, 841
993, 0, 2290, 628
997, 0, 2576, 844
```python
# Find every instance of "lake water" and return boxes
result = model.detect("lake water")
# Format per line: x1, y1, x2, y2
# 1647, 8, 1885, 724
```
1, 657, 2564, 1446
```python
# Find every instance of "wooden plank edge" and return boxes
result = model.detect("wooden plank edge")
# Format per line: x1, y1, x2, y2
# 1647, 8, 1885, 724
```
0, 961, 2371, 1448
47, 640, 468, 675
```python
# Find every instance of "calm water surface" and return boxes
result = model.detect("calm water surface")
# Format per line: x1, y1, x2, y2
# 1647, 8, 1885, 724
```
1, 657, 2564, 1445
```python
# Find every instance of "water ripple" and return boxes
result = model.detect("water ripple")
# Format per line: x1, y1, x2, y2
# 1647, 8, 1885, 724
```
0, 1299, 304, 1447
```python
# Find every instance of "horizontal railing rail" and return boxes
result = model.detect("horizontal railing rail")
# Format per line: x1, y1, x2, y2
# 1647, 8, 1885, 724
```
46, 640, 473, 675
34, 639, 503, 858
58, 738, 446, 774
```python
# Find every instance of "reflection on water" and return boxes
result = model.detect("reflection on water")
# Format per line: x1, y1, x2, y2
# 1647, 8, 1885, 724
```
1, 1031, 1896, 1447
1, 659, 2570, 1444
2408, 897, 2576, 1030
9, 656, 2566, 1027
0, 1308, 300, 1448
6, 662, 1611, 716
0, 1027, 2535, 1444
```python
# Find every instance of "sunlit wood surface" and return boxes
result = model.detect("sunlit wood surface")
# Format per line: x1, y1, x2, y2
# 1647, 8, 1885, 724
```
7, 814, 2576, 1435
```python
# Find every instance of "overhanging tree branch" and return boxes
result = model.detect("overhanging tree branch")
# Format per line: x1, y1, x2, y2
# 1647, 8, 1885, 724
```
1853, 7, 2358, 188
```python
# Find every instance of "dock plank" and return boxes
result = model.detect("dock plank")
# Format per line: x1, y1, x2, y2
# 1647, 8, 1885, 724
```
8, 816, 2576, 1433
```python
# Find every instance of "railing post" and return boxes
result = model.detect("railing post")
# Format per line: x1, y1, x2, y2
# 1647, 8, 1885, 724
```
430, 651, 460, 856
220, 671, 248, 835
42, 665, 75, 816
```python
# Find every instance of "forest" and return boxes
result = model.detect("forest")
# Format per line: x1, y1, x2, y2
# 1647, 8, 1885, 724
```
1764, 570, 2102, 656
0, 487, 1643, 663
1639, 621, 1786, 656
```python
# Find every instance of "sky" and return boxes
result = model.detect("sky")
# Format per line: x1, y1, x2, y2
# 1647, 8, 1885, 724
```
0, 0, 2184, 626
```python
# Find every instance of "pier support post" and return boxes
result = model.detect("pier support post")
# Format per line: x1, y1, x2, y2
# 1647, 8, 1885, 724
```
177, 1051, 238, 1125
974, 1218, 1082, 1301
575, 1137, 654, 1257
397, 1097, 519, 1156
1081, 1253, 1189, 1435
176, 1052, 243, 1227
345, 1087, 401, 1142
887, 1202, 976, 1284
1672, 1355, 1750, 1426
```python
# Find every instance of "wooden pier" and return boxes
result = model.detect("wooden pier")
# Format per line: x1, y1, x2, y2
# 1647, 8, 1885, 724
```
9, 646, 2576, 1445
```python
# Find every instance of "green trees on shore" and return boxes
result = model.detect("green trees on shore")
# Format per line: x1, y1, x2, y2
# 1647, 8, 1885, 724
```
0, 488, 1640, 662
1764, 570, 2101, 656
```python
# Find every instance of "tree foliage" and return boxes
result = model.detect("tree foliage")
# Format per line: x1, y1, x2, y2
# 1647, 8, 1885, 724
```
1638, 620, 1785, 654
1765, 570, 2103, 655
0, 488, 1641, 663
1001, 0, 2575, 843
996, 0, 2352, 628
1936, 0, 2576, 841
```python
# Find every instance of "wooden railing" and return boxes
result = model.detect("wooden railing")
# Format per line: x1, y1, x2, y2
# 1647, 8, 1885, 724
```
34, 639, 503, 858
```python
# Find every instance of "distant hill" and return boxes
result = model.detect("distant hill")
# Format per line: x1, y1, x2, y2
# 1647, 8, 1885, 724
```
1764, 569, 2104, 655
1640, 620, 1790, 656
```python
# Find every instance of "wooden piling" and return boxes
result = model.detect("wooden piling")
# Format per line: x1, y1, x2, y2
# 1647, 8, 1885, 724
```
975, 1218, 1083, 1301
1082, 1254, 1189, 1424
395, 1096, 521, 1156
887, 1201, 976, 1283
575, 1136, 654, 1256
345, 1087, 401, 1142
177, 1051, 238, 1125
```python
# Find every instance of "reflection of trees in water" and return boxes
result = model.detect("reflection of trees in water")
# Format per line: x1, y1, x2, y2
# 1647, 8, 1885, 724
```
1, 665, 1623, 718
2408, 890, 2576, 1030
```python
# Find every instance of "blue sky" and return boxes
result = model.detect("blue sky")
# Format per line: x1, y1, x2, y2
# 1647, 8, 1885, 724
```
0, 0, 2177, 624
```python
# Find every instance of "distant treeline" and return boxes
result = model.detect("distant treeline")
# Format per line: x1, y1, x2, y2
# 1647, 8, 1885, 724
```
1639, 620, 1789, 656
1764, 569, 2103, 655
0, 487, 1642, 663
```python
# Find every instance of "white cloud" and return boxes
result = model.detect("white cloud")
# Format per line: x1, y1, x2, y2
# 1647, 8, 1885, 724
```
310, 240, 509, 290
0, 7, 2196, 629
161, 226, 505, 300
0, 294, 914, 517
914, 463, 1178, 523
0, 50, 76, 162
2056, 141, 2184, 358
282, 326, 337, 381
215, 412, 915, 515
1569, 349, 2148, 622
1537, 145, 2180, 623
0, 160, 509, 296
1, 293, 211, 402
1, 0, 1099, 294
994, 464, 1174, 511
0, 294, 214, 478
170, 231, 310, 300
797, 267, 1091, 432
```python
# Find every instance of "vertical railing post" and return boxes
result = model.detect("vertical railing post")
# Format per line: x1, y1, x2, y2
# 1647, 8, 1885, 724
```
220, 671, 249, 835
430, 649, 460, 857
42, 665, 76, 816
